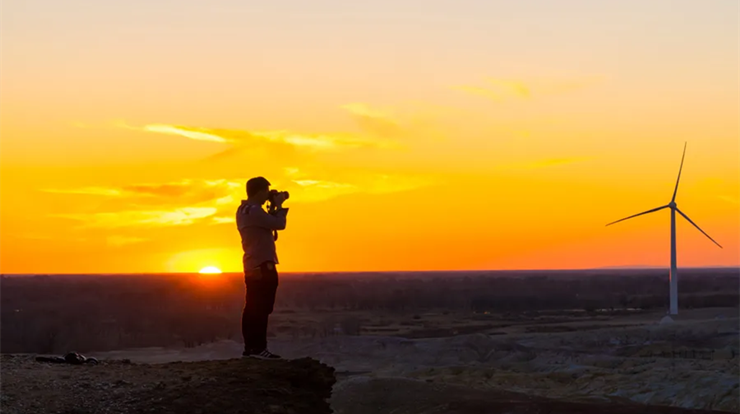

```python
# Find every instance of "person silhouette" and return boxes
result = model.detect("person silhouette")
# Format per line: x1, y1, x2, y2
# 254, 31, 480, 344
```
236, 176, 289, 359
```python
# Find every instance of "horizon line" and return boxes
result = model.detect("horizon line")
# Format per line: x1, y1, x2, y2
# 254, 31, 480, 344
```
2, 265, 738, 276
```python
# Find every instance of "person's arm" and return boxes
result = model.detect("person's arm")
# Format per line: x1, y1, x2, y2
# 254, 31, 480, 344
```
250, 206, 289, 230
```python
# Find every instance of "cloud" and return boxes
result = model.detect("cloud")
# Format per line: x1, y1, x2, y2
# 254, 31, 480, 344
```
454, 77, 602, 102
341, 103, 404, 137
283, 172, 437, 203
257, 130, 399, 150
214, 195, 236, 205
43, 179, 240, 228
294, 179, 356, 189
43, 179, 238, 207
143, 124, 233, 143
40, 187, 123, 196
290, 179, 358, 202
138, 124, 401, 152
42, 169, 438, 223
339, 102, 455, 144
42, 169, 439, 210
121, 180, 195, 197
52, 207, 218, 228
211, 216, 235, 224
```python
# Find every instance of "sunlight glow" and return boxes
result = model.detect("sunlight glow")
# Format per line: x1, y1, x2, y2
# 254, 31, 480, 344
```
199, 266, 222, 274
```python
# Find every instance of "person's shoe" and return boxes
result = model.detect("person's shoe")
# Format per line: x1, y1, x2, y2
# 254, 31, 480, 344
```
246, 349, 281, 360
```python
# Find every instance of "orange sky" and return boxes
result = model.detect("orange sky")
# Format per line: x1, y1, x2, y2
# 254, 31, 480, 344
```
1, 1, 738, 273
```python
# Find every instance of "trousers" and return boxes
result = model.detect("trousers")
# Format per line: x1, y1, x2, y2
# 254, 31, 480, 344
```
242, 261, 279, 352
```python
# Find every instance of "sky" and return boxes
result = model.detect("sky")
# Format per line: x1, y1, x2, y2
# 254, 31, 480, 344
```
1, 0, 738, 273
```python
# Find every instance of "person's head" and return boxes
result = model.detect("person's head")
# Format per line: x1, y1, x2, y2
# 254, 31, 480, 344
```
246, 176, 271, 204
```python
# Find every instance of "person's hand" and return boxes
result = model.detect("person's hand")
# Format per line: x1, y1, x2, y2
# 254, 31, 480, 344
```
272, 192, 286, 207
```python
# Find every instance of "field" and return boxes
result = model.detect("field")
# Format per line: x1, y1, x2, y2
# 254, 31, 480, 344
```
2, 268, 738, 412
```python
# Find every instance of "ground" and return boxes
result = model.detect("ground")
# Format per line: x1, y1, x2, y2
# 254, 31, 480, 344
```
58, 306, 738, 414
0, 355, 335, 414
2, 353, 730, 414
331, 377, 730, 414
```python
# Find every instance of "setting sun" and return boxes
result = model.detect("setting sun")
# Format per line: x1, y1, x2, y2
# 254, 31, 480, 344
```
199, 266, 222, 275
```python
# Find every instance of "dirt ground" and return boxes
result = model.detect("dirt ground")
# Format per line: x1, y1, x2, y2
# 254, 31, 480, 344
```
76, 308, 740, 414
2, 354, 729, 414
0, 355, 335, 414
331, 377, 732, 414
267, 305, 738, 340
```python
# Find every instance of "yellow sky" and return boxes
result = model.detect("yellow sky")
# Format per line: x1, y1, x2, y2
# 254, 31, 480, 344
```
1, 1, 738, 273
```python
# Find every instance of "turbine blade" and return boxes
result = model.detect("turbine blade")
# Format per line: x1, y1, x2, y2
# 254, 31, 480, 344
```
676, 208, 723, 248
605, 205, 669, 227
671, 142, 687, 202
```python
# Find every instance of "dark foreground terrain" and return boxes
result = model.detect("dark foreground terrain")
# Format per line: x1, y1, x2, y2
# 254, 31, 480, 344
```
1, 354, 731, 414
1, 355, 335, 414
332, 377, 734, 414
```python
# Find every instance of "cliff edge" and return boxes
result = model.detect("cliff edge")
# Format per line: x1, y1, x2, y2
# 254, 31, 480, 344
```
1, 354, 336, 414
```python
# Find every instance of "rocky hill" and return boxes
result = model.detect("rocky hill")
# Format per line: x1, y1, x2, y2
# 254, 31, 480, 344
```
1, 354, 336, 414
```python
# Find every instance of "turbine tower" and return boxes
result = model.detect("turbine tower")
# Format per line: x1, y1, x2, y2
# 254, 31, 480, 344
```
606, 142, 722, 316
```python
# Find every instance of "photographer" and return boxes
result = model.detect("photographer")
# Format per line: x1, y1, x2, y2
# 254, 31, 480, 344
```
236, 176, 289, 359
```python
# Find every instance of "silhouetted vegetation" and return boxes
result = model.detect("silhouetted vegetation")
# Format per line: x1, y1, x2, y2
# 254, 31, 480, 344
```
1, 268, 737, 353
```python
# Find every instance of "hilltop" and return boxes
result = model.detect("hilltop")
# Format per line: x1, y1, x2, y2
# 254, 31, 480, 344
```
0, 355, 335, 414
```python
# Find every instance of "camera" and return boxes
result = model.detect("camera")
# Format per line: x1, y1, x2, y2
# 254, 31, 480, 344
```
268, 189, 289, 204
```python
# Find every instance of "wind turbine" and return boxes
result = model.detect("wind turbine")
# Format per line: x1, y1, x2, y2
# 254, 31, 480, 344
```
606, 142, 722, 317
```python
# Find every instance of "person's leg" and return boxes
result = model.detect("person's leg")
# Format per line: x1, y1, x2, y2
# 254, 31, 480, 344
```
253, 308, 269, 352
243, 274, 265, 354
248, 262, 280, 359
242, 281, 256, 353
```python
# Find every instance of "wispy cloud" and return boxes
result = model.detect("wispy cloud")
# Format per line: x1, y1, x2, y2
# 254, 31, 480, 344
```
42, 169, 438, 221
42, 179, 234, 206
121, 180, 195, 197
52, 207, 218, 228
294, 179, 356, 189
289, 179, 358, 202
43, 179, 243, 228
40, 187, 123, 196
285, 172, 437, 203
143, 124, 233, 143
341, 103, 404, 137
257, 130, 400, 150
136, 124, 401, 152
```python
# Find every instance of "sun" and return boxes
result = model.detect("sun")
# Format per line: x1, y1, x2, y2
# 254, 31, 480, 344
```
199, 266, 222, 274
